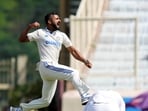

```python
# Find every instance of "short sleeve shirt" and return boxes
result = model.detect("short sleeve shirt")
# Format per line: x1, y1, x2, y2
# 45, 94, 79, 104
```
27, 28, 72, 62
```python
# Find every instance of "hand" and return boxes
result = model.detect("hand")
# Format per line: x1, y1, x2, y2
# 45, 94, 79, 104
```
84, 59, 92, 68
29, 22, 40, 29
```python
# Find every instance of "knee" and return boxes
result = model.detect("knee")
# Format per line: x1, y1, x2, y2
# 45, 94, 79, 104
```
44, 103, 50, 107
70, 70, 79, 80
42, 99, 50, 107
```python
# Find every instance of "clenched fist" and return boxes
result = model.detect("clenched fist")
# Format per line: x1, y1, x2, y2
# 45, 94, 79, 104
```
29, 22, 40, 29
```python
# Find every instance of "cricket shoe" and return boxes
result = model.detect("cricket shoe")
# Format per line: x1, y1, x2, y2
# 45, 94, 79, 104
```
10, 106, 22, 111
81, 93, 91, 105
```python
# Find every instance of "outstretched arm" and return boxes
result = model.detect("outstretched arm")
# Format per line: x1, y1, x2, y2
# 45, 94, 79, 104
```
67, 46, 92, 68
19, 22, 40, 42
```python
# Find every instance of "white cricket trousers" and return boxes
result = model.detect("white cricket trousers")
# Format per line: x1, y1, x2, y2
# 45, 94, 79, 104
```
20, 61, 89, 111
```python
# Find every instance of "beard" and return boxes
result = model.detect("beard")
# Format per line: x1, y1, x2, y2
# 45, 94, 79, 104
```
51, 23, 60, 30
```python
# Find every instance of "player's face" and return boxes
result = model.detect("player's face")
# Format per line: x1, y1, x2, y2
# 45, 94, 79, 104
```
50, 14, 61, 30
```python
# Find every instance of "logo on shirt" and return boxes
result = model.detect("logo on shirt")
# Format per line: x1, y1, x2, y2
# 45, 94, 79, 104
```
44, 40, 61, 48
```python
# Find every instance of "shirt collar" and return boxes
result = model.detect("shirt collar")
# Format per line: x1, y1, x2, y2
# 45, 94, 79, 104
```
45, 27, 54, 34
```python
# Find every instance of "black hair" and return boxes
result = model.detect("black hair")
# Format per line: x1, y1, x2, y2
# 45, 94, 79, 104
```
44, 12, 59, 24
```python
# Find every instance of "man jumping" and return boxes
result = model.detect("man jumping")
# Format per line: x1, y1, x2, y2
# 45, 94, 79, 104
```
10, 12, 92, 111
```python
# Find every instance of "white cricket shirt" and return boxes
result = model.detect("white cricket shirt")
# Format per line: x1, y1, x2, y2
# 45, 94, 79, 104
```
27, 28, 72, 63
83, 90, 125, 111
